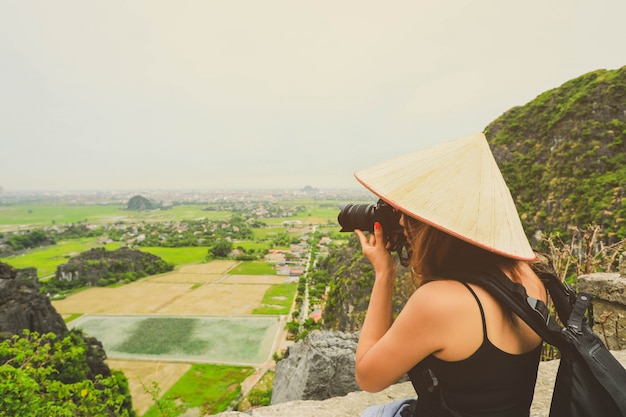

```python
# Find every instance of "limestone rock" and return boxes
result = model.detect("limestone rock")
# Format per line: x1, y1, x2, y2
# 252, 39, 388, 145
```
578, 272, 626, 349
0, 262, 67, 337
0, 261, 112, 379
578, 273, 626, 305
271, 330, 361, 404
55, 247, 173, 286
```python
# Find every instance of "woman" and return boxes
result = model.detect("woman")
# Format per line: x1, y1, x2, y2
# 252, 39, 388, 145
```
352, 133, 546, 417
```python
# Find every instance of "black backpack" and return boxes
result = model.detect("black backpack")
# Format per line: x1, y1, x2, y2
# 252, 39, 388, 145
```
441, 265, 626, 417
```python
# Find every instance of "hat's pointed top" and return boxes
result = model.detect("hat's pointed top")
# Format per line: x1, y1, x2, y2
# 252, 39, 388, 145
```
354, 132, 535, 260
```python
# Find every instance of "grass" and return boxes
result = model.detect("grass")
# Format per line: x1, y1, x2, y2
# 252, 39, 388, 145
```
233, 240, 271, 252
0, 239, 123, 277
238, 370, 274, 410
0, 204, 127, 227
0, 204, 235, 230
142, 364, 254, 417
253, 283, 297, 315
251, 226, 292, 239
228, 261, 276, 275
64, 313, 83, 323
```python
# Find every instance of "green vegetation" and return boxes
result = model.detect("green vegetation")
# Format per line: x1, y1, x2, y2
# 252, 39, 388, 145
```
64, 313, 83, 323
41, 248, 174, 296
0, 239, 123, 277
238, 370, 274, 410
485, 66, 626, 245
228, 261, 276, 275
0, 330, 135, 417
321, 234, 415, 332
126, 195, 155, 211
115, 318, 209, 355
4, 229, 55, 251
142, 364, 253, 417
234, 241, 271, 253
253, 283, 298, 315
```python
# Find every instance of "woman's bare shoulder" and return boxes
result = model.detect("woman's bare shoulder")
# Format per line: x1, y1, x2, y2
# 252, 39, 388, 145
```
406, 279, 476, 316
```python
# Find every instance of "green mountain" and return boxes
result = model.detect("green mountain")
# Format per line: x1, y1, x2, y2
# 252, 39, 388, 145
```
486, 66, 626, 245
126, 195, 155, 211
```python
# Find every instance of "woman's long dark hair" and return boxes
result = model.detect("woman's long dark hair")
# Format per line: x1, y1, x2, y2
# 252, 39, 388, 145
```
403, 215, 519, 285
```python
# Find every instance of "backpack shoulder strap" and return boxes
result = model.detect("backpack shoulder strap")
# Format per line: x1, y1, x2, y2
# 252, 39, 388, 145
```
439, 267, 565, 347
530, 263, 576, 324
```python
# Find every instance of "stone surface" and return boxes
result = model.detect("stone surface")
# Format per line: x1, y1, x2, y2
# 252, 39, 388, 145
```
578, 272, 626, 350
216, 350, 626, 417
578, 273, 626, 304
271, 330, 361, 404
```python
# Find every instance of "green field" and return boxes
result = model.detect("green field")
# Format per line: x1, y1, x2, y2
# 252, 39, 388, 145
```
233, 240, 271, 252
0, 204, 234, 230
228, 261, 276, 275
253, 283, 298, 315
142, 364, 254, 417
0, 204, 127, 227
71, 315, 282, 365
0, 239, 124, 277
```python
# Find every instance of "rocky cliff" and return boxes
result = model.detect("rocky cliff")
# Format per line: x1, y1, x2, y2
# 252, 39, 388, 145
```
49, 247, 173, 292
272, 331, 361, 404
0, 261, 112, 379
0, 262, 66, 338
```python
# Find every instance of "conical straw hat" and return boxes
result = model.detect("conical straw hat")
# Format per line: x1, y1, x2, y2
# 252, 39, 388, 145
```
354, 132, 535, 260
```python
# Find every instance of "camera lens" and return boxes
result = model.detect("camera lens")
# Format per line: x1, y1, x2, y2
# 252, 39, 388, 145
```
337, 203, 377, 232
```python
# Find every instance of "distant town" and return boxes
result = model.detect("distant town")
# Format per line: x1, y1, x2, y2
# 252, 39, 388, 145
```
0, 187, 371, 206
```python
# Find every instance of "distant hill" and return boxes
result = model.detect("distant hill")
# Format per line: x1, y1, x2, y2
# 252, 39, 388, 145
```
486, 66, 626, 245
126, 195, 155, 211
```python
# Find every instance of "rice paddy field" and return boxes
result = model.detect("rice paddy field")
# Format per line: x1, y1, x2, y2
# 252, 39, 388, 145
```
70, 315, 283, 365
50, 260, 296, 415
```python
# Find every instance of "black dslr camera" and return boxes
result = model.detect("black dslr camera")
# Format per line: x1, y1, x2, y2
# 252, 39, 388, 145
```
337, 199, 411, 266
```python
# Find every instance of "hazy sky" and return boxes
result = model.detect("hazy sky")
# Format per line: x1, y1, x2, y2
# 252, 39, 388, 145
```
1, 1, 625, 191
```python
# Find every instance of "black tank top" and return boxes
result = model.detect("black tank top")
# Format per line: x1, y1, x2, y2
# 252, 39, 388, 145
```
407, 282, 542, 417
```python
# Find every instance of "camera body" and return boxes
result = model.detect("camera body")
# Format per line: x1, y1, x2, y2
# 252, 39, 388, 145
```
338, 199, 411, 266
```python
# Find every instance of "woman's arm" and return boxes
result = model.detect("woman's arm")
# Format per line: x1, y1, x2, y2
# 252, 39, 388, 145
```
354, 222, 397, 389
354, 223, 449, 392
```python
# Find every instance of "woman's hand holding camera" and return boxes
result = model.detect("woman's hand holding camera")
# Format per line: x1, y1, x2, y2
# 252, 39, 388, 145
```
355, 221, 396, 282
